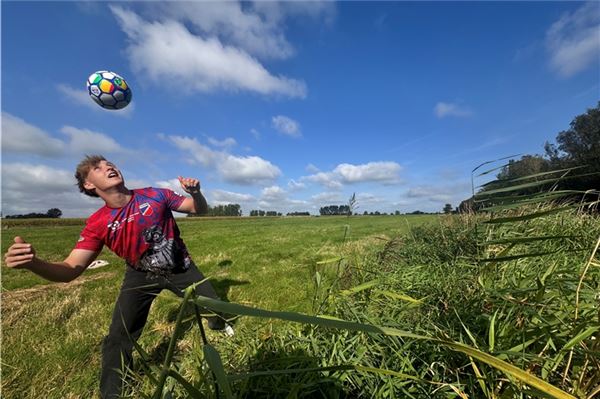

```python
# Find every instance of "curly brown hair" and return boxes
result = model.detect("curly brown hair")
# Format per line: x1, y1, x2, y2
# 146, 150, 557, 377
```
75, 155, 106, 197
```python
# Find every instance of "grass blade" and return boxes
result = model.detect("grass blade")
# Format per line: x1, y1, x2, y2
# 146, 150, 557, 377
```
203, 344, 234, 399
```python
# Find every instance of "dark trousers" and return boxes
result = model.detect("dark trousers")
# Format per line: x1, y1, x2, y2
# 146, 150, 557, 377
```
100, 263, 224, 399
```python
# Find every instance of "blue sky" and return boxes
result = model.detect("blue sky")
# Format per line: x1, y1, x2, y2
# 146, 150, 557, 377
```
2, 1, 599, 217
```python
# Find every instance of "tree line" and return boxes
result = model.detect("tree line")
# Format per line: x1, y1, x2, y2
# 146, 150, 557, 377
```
459, 102, 600, 212
187, 204, 242, 217
5, 208, 63, 219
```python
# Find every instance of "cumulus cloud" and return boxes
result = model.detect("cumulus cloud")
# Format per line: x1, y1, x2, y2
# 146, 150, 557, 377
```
1, 163, 101, 217
211, 189, 255, 203
156, 178, 186, 196
546, 2, 600, 77
207, 136, 237, 149
221, 154, 281, 184
165, 134, 281, 185
2, 112, 65, 157
60, 126, 125, 155
146, 2, 292, 60
1, 113, 126, 159
434, 102, 473, 118
272, 115, 302, 138
311, 191, 343, 203
110, 6, 306, 98
334, 162, 402, 184
305, 171, 344, 189
303, 161, 402, 188
261, 185, 287, 201
57, 84, 135, 117
287, 179, 306, 190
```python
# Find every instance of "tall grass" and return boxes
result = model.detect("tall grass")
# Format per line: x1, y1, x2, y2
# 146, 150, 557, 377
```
123, 214, 598, 397
119, 161, 600, 398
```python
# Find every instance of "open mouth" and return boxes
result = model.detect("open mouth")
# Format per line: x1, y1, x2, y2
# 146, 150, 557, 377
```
107, 171, 119, 178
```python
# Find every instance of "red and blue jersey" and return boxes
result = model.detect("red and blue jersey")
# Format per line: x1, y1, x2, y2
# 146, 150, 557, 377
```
75, 188, 191, 273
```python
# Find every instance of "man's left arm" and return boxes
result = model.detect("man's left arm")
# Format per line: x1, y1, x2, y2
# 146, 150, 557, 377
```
175, 176, 208, 215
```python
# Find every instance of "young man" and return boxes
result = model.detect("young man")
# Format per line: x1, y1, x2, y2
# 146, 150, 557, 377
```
4, 155, 232, 399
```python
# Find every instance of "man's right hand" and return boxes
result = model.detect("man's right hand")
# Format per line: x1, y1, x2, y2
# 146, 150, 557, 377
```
4, 236, 36, 269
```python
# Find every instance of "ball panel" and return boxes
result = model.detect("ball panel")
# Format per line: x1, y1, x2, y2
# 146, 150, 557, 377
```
99, 93, 116, 106
89, 85, 101, 96
102, 72, 115, 80
99, 80, 114, 94
113, 90, 125, 101
115, 101, 128, 109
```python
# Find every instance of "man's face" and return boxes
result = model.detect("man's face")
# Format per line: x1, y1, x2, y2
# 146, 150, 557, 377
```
84, 160, 124, 193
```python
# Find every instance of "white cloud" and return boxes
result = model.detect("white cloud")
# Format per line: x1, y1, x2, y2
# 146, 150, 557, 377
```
305, 163, 320, 173
311, 191, 343, 203
148, 2, 293, 60
166, 135, 217, 167
221, 154, 281, 185
156, 178, 185, 196
60, 126, 124, 155
334, 162, 402, 184
434, 102, 473, 118
1, 113, 127, 159
303, 161, 402, 188
305, 171, 343, 189
207, 136, 237, 149
57, 84, 135, 117
146, 2, 335, 60
261, 185, 287, 201
110, 6, 306, 98
287, 179, 306, 190
272, 115, 302, 138
165, 135, 281, 185
1, 163, 101, 217
1, 112, 65, 157
211, 189, 255, 203
546, 2, 600, 77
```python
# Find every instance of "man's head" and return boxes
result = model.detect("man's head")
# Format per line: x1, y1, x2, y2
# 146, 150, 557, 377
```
75, 155, 123, 197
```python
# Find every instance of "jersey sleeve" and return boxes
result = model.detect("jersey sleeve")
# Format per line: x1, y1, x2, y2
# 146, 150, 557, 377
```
161, 188, 186, 210
74, 221, 104, 251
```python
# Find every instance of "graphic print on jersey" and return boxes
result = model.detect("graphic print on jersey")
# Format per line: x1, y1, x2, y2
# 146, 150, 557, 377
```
137, 225, 189, 278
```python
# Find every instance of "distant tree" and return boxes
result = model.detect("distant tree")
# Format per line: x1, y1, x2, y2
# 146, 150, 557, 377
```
544, 101, 600, 189
287, 211, 310, 216
46, 208, 63, 218
394, 210, 400, 215
443, 203, 453, 214
320, 205, 351, 216
497, 155, 551, 182
6, 208, 62, 219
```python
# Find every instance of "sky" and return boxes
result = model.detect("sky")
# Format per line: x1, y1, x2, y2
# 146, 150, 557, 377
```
2, 1, 599, 217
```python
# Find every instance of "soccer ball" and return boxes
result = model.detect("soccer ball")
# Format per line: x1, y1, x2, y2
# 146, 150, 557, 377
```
86, 71, 132, 110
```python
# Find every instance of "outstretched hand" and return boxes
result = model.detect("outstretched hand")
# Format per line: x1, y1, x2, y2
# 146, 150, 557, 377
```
4, 236, 36, 269
178, 176, 201, 195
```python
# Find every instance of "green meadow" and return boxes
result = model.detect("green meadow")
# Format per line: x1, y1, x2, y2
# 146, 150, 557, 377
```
2, 209, 599, 399
1, 215, 433, 398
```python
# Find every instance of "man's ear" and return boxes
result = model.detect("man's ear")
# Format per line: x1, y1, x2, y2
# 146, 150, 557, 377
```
84, 181, 96, 190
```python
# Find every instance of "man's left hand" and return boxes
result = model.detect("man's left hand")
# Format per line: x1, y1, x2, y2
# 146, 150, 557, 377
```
178, 176, 200, 194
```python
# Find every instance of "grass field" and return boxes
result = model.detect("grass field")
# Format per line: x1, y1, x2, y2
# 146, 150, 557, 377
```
1, 215, 433, 399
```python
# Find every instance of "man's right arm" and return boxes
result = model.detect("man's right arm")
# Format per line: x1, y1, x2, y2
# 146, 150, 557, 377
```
4, 236, 100, 283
